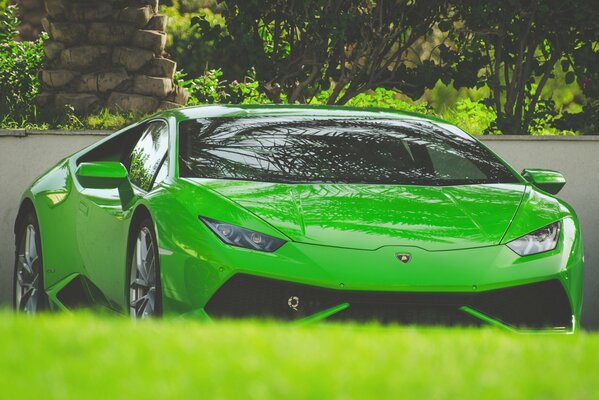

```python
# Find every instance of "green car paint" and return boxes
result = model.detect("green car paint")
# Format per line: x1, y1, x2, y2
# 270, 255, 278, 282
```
14, 105, 584, 331
521, 168, 567, 195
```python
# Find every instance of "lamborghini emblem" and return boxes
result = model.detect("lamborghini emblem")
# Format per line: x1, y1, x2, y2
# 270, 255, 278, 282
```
396, 253, 412, 264
288, 296, 300, 311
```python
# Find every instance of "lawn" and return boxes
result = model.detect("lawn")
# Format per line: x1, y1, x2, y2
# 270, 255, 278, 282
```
0, 312, 597, 399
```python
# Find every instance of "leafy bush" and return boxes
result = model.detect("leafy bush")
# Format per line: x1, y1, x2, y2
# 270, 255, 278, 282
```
0, 1, 17, 41
161, 4, 242, 79
176, 68, 270, 105
556, 40, 599, 134
443, 99, 497, 135
0, 5, 46, 126
344, 89, 432, 115
167, 0, 593, 135
193, 0, 454, 104
449, 0, 598, 134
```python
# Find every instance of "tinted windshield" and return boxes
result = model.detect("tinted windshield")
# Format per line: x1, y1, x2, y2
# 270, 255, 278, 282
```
178, 117, 518, 185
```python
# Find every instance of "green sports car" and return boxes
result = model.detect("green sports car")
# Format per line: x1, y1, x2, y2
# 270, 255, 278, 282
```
14, 105, 583, 332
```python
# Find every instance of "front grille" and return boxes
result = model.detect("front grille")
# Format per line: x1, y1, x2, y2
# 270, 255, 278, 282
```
205, 274, 573, 329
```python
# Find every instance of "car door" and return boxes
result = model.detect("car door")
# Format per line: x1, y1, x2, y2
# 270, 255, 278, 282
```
76, 119, 169, 311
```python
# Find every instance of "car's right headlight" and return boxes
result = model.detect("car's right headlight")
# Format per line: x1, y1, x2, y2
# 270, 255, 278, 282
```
506, 221, 561, 256
200, 216, 286, 252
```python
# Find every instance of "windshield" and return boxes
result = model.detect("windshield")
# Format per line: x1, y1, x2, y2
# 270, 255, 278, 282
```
178, 117, 518, 185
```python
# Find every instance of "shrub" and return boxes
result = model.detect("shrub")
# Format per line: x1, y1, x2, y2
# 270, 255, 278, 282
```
161, 4, 239, 79
193, 0, 454, 104
443, 99, 497, 135
449, 0, 598, 134
176, 68, 270, 105
0, 5, 46, 126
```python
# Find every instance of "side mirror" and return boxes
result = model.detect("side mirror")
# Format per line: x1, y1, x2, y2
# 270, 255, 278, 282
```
521, 168, 566, 195
76, 162, 134, 208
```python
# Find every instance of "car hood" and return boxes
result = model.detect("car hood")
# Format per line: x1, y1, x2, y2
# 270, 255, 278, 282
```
191, 179, 527, 251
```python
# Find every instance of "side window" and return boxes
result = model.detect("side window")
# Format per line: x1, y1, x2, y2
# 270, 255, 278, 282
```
128, 121, 169, 191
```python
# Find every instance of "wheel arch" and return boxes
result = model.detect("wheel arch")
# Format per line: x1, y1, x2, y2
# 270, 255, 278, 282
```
14, 197, 36, 237
129, 204, 152, 231
127, 204, 156, 251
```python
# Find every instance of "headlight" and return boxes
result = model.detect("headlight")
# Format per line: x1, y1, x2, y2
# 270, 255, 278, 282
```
200, 217, 286, 252
506, 221, 560, 256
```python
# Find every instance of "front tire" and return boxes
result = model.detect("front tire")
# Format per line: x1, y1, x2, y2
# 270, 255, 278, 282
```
14, 210, 48, 313
128, 217, 162, 320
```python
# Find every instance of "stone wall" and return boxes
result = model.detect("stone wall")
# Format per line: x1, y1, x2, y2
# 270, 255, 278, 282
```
10, 0, 46, 41
37, 0, 188, 114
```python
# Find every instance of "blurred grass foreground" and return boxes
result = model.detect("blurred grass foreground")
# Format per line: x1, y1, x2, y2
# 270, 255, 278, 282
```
1, 312, 598, 399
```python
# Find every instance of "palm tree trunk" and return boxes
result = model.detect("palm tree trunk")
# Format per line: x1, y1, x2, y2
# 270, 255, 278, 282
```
37, 0, 188, 115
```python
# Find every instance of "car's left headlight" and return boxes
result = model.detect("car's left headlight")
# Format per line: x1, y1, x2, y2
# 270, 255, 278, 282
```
506, 221, 561, 256
200, 217, 286, 252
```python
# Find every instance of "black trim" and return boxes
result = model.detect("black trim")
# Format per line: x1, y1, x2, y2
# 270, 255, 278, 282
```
205, 274, 573, 329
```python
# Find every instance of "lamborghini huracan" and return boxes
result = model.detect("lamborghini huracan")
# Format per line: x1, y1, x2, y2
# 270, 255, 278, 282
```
13, 105, 584, 332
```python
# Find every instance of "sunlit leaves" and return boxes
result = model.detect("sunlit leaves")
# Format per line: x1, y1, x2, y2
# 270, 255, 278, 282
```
193, 0, 455, 105
450, 0, 598, 134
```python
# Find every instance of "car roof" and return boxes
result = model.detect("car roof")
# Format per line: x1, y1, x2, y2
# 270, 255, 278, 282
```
158, 104, 450, 125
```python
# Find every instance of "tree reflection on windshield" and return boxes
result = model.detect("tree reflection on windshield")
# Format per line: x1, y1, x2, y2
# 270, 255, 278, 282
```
179, 117, 517, 186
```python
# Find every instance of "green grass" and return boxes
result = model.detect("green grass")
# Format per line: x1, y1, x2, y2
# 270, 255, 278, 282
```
0, 312, 598, 399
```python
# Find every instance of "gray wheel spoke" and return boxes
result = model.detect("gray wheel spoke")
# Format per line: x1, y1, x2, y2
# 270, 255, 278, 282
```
139, 230, 149, 263
25, 226, 38, 261
17, 272, 28, 288
18, 255, 33, 276
131, 294, 148, 308
130, 226, 159, 320
132, 278, 149, 289
146, 288, 155, 313
20, 287, 34, 311
15, 223, 42, 314
135, 238, 147, 281
132, 294, 151, 316
145, 255, 155, 285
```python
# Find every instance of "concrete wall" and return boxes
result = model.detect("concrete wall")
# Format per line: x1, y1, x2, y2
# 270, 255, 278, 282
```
0, 130, 104, 308
0, 131, 597, 328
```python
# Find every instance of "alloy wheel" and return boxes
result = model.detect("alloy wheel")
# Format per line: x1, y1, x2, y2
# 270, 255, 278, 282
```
15, 224, 42, 313
129, 226, 158, 319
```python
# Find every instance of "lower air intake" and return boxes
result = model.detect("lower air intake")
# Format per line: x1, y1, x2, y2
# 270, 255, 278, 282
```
205, 274, 573, 329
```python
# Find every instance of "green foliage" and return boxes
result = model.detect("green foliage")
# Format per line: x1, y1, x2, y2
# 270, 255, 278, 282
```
443, 99, 498, 135
345, 89, 433, 115
0, 2, 17, 41
449, 0, 599, 134
557, 38, 599, 134
0, 5, 45, 124
162, 4, 235, 80
82, 109, 149, 131
0, 6, 46, 125
0, 108, 149, 131
176, 69, 227, 104
313, 88, 499, 135
173, 0, 594, 134
0, 4, 147, 132
1, 312, 599, 399
176, 68, 270, 105
194, 0, 455, 105
129, 148, 152, 191
1, 0, 594, 135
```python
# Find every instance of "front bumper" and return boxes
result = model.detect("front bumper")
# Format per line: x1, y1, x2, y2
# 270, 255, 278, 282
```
161, 219, 583, 331
205, 274, 574, 330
